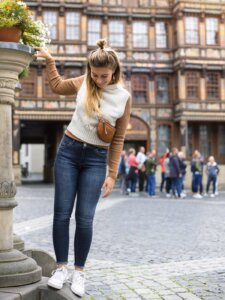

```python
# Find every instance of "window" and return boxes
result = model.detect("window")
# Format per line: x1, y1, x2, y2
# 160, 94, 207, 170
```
108, 20, 124, 47
131, 75, 148, 103
186, 72, 200, 99
19, 69, 37, 98
88, 0, 102, 4
156, 77, 169, 103
133, 22, 148, 48
156, 22, 167, 48
108, 0, 122, 4
206, 18, 219, 45
185, 16, 199, 44
43, 11, 57, 40
157, 125, 171, 157
65, 12, 80, 40
219, 125, 225, 155
43, 69, 58, 98
88, 19, 101, 46
206, 72, 220, 100
138, 0, 150, 7
199, 125, 210, 157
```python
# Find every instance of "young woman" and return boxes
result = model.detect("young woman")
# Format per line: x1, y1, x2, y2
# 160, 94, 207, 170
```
34, 39, 131, 297
205, 156, 220, 197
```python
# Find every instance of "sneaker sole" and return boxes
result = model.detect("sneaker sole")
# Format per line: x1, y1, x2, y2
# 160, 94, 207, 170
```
47, 281, 63, 289
71, 285, 84, 297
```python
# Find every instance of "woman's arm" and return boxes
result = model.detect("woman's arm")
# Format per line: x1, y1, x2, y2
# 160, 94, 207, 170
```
107, 97, 132, 180
34, 47, 84, 95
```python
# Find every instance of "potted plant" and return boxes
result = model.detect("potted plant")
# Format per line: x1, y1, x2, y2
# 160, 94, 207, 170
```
0, 0, 50, 47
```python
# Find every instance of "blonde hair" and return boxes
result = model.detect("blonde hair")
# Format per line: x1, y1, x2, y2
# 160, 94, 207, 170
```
85, 39, 121, 116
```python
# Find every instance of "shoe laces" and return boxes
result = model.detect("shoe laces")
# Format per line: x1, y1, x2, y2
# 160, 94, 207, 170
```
51, 267, 66, 275
51, 267, 68, 281
72, 271, 85, 286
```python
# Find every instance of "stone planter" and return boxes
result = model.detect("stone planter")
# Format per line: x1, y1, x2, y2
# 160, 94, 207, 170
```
0, 26, 22, 43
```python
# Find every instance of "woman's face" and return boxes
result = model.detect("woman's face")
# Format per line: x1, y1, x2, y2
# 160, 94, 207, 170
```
90, 66, 114, 89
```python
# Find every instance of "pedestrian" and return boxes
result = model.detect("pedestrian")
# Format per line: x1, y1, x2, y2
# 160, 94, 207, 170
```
164, 152, 172, 197
178, 151, 187, 198
169, 147, 181, 198
144, 150, 157, 197
118, 150, 128, 195
159, 148, 169, 193
136, 146, 147, 192
34, 39, 131, 297
205, 156, 220, 198
127, 148, 138, 194
191, 150, 204, 199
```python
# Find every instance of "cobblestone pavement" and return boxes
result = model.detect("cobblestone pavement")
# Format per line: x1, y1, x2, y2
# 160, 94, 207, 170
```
14, 184, 225, 299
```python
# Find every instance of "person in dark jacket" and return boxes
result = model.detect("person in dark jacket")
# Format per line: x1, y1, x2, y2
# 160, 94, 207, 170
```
169, 147, 181, 198
118, 150, 128, 195
205, 156, 219, 197
178, 151, 187, 198
191, 150, 204, 199
144, 150, 157, 197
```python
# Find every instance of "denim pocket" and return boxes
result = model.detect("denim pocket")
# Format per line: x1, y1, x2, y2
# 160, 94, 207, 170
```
93, 147, 108, 158
59, 135, 75, 148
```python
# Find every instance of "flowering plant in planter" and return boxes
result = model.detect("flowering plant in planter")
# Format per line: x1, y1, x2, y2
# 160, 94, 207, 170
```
0, 0, 51, 47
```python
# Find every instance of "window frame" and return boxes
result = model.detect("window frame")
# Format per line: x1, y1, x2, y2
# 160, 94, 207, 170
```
186, 71, 200, 100
184, 16, 199, 45
87, 18, 102, 46
65, 11, 80, 41
206, 72, 220, 101
155, 75, 170, 104
157, 123, 172, 157
108, 19, 125, 48
42, 10, 58, 41
131, 74, 149, 104
155, 21, 167, 49
132, 21, 149, 49
19, 68, 37, 98
206, 17, 219, 46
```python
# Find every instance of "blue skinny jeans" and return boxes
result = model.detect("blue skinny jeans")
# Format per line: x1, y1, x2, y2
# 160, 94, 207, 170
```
53, 135, 107, 268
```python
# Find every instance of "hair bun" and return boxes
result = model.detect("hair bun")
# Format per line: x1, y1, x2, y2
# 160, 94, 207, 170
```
96, 39, 107, 50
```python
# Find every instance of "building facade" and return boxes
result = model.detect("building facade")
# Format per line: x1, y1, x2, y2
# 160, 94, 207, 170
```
14, 0, 225, 182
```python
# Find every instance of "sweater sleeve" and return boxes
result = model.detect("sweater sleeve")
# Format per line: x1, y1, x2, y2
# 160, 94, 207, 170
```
46, 58, 85, 95
107, 96, 132, 180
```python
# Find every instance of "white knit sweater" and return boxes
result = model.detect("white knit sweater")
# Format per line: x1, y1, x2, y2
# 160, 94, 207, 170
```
67, 80, 130, 146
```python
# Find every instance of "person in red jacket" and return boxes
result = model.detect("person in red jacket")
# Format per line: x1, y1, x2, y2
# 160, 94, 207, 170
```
159, 148, 169, 193
127, 148, 138, 194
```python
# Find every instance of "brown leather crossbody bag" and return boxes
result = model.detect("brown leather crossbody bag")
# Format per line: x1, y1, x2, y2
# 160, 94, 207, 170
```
97, 118, 116, 143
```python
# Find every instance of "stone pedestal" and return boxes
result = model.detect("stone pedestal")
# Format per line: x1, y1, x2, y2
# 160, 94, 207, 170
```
0, 42, 41, 287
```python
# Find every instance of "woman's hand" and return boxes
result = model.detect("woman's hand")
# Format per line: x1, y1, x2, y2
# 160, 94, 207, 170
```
33, 47, 53, 61
101, 177, 115, 198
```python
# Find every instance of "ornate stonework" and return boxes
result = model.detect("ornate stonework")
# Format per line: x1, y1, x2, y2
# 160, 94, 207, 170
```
0, 79, 16, 90
0, 181, 16, 198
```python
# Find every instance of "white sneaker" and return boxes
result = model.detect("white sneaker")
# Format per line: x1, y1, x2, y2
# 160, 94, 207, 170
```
48, 267, 68, 289
193, 194, 202, 199
211, 194, 215, 198
166, 193, 171, 198
71, 270, 85, 297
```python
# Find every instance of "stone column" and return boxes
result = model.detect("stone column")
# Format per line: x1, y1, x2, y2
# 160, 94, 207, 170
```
180, 119, 188, 157
0, 42, 41, 287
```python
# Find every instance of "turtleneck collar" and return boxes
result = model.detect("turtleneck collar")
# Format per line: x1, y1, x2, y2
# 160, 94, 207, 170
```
102, 83, 119, 91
